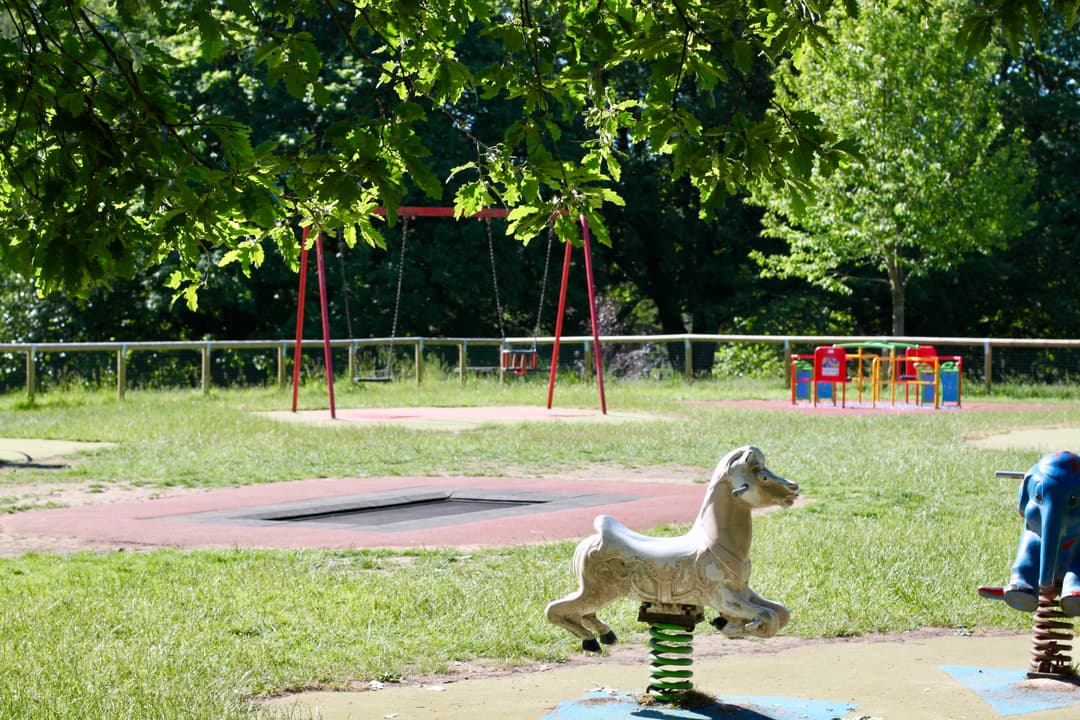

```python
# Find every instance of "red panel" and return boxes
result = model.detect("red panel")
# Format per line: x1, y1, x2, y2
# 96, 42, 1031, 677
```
901, 345, 937, 378
813, 346, 847, 381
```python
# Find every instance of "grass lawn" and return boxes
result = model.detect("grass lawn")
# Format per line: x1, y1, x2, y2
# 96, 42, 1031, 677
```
0, 376, 1076, 719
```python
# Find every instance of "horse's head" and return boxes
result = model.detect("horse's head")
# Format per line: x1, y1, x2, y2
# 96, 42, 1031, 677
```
710, 445, 799, 509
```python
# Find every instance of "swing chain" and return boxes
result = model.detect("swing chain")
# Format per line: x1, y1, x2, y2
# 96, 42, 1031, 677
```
336, 236, 354, 342
385, 215, 409, 378
532, 224, 555, 340
486, 216, 508, 341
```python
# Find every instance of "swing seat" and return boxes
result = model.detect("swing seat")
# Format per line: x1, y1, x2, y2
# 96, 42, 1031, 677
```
501, 347, 540, 375
352, 373, 392, 383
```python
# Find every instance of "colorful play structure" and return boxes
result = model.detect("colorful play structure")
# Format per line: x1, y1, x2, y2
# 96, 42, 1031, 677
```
790, 341, 963, 409
290, 208, 607, 418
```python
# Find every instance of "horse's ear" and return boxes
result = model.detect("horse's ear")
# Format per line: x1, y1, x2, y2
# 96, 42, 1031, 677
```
746, 445, 764, 464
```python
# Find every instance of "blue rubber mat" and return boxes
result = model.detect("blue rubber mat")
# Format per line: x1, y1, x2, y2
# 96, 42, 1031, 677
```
539, 690, 856, 719
941, 665, 1080, 717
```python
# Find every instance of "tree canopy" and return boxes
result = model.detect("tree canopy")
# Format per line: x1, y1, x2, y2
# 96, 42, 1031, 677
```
748, 0, 1033, 335
0, 0, 858, 303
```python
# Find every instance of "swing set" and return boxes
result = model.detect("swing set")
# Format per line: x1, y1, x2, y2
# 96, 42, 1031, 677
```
290, 207, 607, 418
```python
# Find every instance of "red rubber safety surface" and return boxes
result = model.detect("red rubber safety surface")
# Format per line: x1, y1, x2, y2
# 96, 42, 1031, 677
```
1, 474, 728, 551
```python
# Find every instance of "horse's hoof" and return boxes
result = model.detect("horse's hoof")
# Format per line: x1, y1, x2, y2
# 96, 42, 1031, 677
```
582, 637, 601, 653
599, 631, 617, 645
710, 616, 728, 631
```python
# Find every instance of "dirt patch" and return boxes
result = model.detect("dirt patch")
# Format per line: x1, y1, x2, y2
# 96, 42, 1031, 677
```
0, 479, 210, 557
463, 462, 706, 485
0, 531, 162, 556
968, 426, 1080, 452
0, 479, 197, 509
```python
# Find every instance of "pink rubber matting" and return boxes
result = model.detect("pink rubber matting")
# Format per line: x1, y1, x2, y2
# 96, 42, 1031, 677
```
2, 475, 711, 551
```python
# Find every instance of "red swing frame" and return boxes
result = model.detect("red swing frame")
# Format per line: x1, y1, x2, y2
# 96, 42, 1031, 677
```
291, 207, 607, 418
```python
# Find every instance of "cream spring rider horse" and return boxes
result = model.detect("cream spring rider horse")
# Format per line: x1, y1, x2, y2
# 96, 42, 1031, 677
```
545, 445, 798, 700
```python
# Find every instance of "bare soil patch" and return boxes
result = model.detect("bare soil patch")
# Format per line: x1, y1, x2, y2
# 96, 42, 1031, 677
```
0, 479, 209, 557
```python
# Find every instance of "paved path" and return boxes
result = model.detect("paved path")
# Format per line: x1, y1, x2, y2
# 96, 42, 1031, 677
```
265, 631, 1080, 720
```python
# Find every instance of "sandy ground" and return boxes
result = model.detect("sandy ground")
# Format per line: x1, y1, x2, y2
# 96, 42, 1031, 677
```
263, 628, 1080, 720
968, 425, 1080, 452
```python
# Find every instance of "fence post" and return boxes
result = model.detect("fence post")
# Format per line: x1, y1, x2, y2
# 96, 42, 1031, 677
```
116, 346, 127, 399
458, 341, 466, 385
684, 336, 693, 380
201, 343, 211, 394
348, 342, 357, 383
984, 340, 992, 391
25, 346, 35, 399
277, 343, 287, 387
783, 339, 792, 387
583, 339, 593, 382
415, 338, 424, 385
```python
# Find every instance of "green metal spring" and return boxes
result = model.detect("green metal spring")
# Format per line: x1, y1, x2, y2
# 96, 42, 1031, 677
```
646, 622, 695, 702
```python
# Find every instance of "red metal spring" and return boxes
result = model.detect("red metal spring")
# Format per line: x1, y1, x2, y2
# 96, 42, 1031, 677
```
1029, 591, 1075, 679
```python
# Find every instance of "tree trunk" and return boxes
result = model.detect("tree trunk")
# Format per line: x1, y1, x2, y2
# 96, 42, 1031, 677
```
658, 307, 689, 372
886, 248, 906, 336
890, 276, 906, 335
690, 308, 718, 376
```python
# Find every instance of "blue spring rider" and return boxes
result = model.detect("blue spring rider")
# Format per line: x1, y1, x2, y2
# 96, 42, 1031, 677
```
980, 450, 1080, 678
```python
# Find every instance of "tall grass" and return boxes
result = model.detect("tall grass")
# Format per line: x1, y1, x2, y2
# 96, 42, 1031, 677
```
0, 378, 1075, 718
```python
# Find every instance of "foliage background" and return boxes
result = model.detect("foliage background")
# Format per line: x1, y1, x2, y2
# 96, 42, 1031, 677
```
0, 3, 1077, 384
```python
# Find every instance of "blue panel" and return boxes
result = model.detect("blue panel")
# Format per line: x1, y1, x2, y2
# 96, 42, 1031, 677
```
540, 691, 856, 720
940, 665, 1080, 717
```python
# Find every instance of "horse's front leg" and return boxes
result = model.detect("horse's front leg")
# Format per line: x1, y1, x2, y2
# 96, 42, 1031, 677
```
707, 585, 781, 638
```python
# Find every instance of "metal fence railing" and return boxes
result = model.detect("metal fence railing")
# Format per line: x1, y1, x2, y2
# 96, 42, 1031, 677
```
2, 334, 1080, 397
